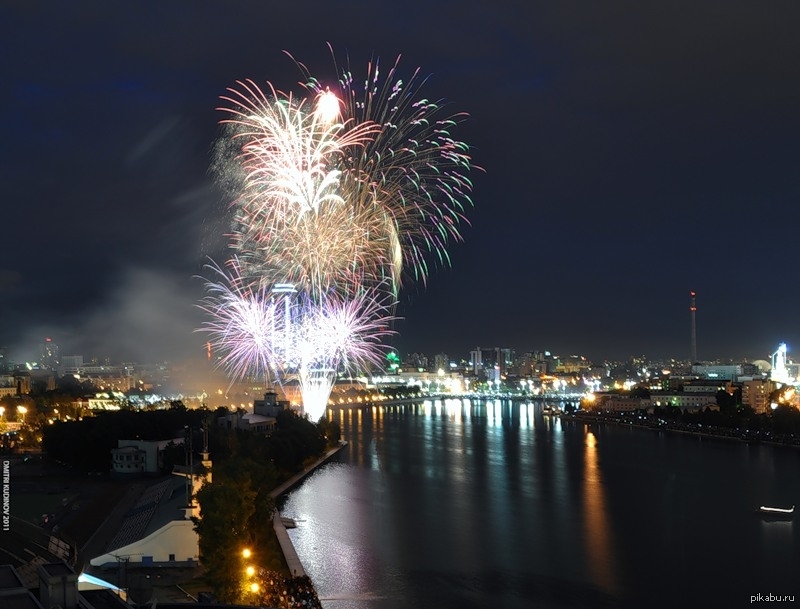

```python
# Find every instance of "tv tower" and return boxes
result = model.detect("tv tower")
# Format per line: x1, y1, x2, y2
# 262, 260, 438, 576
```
689, 291, 697, 363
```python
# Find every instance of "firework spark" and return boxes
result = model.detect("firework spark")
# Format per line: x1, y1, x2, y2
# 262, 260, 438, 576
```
202, 51, 475, 417
298, 50, 476, 288
197, 260, 279, 384
198, 260, 396, 420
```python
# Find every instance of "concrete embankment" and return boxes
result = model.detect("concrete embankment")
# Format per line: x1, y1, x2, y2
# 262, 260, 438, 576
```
270, 441, 348, 577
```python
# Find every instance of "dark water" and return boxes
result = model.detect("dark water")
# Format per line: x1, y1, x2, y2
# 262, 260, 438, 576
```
280, 399, 800, 608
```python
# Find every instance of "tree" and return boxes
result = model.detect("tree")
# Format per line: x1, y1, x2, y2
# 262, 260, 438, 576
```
193, 454, 277, 603
629, 385, 650, 399
193, 472, 257, 603
715, 389, 736, 414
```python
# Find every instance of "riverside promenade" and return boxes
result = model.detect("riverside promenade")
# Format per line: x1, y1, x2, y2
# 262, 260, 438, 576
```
270, 441, 348, 577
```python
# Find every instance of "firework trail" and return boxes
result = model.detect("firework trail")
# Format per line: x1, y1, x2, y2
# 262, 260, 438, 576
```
297, 48, 476, 289
202, 50, 475, 418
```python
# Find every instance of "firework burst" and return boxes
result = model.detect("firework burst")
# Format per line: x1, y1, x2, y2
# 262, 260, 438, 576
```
298, 49, 476, 288
197, 259, 280, 384
199, 259, 396, 420
201, 50, 475, 417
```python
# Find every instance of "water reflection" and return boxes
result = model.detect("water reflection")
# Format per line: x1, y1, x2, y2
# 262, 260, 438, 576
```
582, 430, 620, 597
291, 399, 800, 608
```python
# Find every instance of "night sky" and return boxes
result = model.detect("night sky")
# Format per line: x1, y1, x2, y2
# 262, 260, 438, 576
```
2, 2, 799, 365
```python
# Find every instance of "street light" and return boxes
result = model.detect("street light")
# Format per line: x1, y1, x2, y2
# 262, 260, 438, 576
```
18, 406, 27, 424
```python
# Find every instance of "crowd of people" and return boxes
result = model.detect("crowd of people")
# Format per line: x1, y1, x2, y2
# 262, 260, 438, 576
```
257, 571, 323, 609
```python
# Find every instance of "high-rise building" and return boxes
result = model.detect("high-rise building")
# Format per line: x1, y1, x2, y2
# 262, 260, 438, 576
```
40, 338, 60, 370
59, 355, 84, 375
433, 353, 449, 372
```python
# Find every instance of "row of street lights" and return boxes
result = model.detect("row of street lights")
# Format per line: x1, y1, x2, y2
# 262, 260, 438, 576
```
242, 548, 259, 601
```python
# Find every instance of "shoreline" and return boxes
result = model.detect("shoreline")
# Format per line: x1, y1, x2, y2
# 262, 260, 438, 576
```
561, 411, 800, 450
270, 441, 348, 578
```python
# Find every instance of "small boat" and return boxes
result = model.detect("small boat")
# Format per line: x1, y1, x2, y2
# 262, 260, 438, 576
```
280, 516, 297, 528
758, 505, 794, 519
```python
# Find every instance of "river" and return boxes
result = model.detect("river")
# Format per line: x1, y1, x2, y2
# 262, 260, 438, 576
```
280, 399, 800, 608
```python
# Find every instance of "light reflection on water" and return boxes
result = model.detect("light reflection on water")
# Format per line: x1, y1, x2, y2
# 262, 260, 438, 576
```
281, 400, 800, 608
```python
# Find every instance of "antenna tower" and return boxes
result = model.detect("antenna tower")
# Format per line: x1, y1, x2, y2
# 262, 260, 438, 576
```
690, 291, 697, 363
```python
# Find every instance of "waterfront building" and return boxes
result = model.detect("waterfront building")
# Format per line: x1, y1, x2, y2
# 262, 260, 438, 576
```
217, 389, 290, 434
649, 391, 718, 411
741, 379, 773, 414
592, 394, 649, 412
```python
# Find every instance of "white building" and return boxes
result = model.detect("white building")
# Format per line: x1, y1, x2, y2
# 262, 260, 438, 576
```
111, 438, 183, 475
90, 452, 211, 569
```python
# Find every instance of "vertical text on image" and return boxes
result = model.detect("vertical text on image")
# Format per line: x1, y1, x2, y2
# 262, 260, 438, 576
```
2, 460, 10, 531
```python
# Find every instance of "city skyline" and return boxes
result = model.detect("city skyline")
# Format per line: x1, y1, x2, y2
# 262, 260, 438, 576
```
0, 332, 791, 372
3, 3, 800, 363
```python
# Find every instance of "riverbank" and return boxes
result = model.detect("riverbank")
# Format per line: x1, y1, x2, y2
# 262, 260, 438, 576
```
561, 410, 800, 449
270, 441, 348, 578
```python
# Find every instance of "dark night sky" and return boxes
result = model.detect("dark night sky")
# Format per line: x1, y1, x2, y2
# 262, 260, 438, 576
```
2, 1, 800, 365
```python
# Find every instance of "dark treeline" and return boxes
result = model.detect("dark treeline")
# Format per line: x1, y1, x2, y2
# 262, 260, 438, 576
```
210, 408, 337, 475
42, 405, 208, 470
43, 404, 341, 474
651, 403, 800, 435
